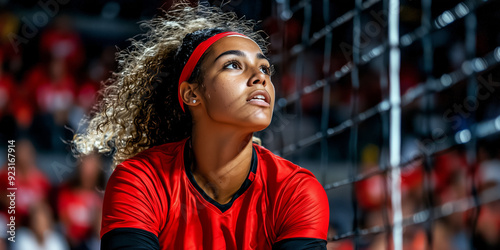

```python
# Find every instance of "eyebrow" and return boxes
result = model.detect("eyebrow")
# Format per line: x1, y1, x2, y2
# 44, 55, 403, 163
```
257, 53, 270, 62
214, 50, 270, 64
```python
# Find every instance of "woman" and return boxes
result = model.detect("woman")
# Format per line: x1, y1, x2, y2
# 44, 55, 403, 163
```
72, 3, 329, 249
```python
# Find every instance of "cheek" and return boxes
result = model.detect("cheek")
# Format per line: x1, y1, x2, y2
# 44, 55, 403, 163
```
268, 82, 276, 107
206, 78, 245, 109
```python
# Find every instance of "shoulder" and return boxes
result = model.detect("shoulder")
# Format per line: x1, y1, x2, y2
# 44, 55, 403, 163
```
101, 139, 188, 238
104, 138, 187, 204
253, 144, 327, 214
124, 138, 187, 165
253, 144, 318, 185
113, 138, 187, 178
254, 145, 329, 241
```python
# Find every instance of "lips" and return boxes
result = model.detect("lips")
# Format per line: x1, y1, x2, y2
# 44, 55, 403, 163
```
247, 90, 271, 107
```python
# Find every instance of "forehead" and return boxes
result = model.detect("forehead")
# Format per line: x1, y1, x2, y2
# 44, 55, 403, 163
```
208, 36, 263, 56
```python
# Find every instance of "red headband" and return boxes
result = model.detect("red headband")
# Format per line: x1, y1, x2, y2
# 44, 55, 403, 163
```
178, 31, 249, 112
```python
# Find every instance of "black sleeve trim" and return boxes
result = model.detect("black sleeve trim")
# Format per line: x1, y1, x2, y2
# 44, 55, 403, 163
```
101, 228, 160, 250
272, 238, 327, 250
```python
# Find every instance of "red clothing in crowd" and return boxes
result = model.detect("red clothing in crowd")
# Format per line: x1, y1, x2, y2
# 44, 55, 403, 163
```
57, 185, 102, 243
0, 167, 51, 224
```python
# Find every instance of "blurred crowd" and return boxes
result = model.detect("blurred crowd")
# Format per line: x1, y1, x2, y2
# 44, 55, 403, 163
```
0, 140, 105, 250
0, 13, 116, 151
0, 8, 113, 250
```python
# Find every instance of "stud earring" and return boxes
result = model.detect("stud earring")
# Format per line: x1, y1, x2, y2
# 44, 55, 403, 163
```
193, 100, 197, 103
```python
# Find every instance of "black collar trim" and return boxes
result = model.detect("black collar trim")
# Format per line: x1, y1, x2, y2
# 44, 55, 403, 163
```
183, 139, 258, 213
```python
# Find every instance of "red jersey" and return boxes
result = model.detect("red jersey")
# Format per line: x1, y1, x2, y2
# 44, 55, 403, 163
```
100, 138, 329, 249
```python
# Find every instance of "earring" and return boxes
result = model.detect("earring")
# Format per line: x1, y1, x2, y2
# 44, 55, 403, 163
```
193, 100, 197, 103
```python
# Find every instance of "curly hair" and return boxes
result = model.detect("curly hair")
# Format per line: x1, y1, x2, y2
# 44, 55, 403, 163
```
72, 3, 268, 168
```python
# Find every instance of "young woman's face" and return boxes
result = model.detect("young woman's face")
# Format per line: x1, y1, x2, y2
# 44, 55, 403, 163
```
196, 36, 275, 131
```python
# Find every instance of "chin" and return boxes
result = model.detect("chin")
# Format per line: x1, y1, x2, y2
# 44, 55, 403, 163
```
253, 125, 269, 132
250, 120, 272, 132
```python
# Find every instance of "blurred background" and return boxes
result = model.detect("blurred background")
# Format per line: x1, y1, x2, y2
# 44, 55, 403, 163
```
0, 0, 499, 249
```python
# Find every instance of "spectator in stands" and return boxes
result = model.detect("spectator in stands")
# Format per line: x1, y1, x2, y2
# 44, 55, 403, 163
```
24, 54, 77, 150
40, 15, 84, 74
57, 153, 104, 249
432, 151, 469, 250
474, 147, 500, 249
13, 201, 69, 250
0, 139, 51, 226
69, 46, 117, 131
0, 50, 17, 139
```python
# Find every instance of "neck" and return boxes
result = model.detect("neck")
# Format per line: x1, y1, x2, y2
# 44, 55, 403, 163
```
190, 123, 254, 204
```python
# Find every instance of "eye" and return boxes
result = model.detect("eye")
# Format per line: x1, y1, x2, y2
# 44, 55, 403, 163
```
260, 64, 275, 76
223, 60, 241, 70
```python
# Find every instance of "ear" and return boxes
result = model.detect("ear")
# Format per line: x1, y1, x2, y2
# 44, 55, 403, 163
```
179, 81, 200, 109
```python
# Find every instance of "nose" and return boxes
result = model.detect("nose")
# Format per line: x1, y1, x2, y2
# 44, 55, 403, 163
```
249, 68, 266, 86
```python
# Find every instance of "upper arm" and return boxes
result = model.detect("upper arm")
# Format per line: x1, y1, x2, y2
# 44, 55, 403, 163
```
101, 228, 160, 250
100, 160, 166, 238
272, 238, 327, 250
274, 174, 330, 243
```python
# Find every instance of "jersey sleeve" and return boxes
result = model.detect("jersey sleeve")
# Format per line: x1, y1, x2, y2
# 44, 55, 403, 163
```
101, 228, 160, 250
274, 173, 330, 242
100, 159, 166, 238
272, 238, 326, 250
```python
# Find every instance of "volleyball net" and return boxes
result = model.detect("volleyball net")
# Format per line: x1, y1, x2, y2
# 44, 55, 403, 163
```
258, 0, 500, 249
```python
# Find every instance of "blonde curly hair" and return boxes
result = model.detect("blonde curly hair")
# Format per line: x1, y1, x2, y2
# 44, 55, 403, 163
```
72, 3, 268, 168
